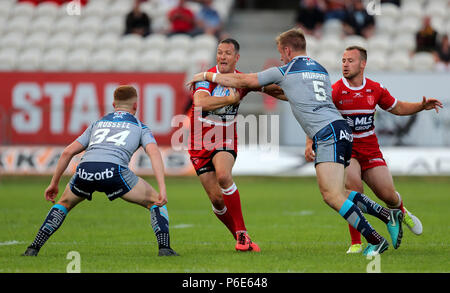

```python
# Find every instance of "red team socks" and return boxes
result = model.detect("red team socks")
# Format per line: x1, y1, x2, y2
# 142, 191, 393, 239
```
221, 183, 247, 234
212, 205, 237, 239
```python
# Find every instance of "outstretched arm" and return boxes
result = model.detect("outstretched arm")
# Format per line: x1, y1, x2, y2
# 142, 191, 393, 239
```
45, 141, 85, 203
389, 96, 443, 116
191, 71, 261, 89
145, 143, 167, 206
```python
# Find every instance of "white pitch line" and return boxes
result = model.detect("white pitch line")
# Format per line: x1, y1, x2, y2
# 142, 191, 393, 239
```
0, 240, 24, 246
172, 224, 194, 229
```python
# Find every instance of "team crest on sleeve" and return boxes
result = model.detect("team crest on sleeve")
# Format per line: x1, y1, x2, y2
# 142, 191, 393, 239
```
195, 81, 210, 89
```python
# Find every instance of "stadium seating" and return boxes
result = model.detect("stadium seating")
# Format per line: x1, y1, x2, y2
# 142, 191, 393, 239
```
0, 0, 447, 73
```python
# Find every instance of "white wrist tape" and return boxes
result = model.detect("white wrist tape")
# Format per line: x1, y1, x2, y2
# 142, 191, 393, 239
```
212, 73, 217, 83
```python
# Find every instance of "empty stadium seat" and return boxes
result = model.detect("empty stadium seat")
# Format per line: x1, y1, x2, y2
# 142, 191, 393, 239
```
23, 32, 48, 51
46, 32, 72, 50
78, 16, 103, 35
17, 49, 42, 71
151, 15, 170, 33
322, 19, 343, 36
142, 34, 167, 52
0, 1, 14, 19
344, 35, 368, 50
65, 49, 90, 72
106, 0, 133, 18
412, 52, 435, 71
167, 34, 192, 51
366, 52, 387, 72
368, 34, 391, 53
319, 36, 344, 55
137, 50, 162, 72
400, 1, 423, 19
397, 17, 421, 35
89, 49, 115, 71
380, 3, 400, 19
189, 49, 214, 72
375, 16, 396, 37
53, 16, 78, 35
101, 16, 126, 35
304, 35, 319, 56
0, 49, 18, 70
41, 49, 67, 71
1, 32, 24, 51
113, 49, 138, 72
192, 34, 217, 51
6, 16, 31, 35
386, 51, 411, 71
35, 1, 59, 18
315, 51, 340, 71
83, 0, 107, 19
431, 17, 447, 35
11, 2, 35, 18
95, 33, 120, 52
72, 32, 97, 51
392, 34, 416, 52
29, 16, 54, 35
119, 34, 143, 52
164, 49, 188, 72
424, 1, 447, 19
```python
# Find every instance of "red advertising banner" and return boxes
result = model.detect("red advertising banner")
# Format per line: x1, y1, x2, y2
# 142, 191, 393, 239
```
0, 72, 188, 145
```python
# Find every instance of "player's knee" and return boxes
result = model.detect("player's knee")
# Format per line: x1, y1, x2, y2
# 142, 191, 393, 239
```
215, 171, 233, 188
321, 191, 340, 208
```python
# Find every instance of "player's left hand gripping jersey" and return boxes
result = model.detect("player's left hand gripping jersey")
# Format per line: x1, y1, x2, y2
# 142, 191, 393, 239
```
189, 65, 250, 151
332, 77, 397, 143
76, 111, 156, 167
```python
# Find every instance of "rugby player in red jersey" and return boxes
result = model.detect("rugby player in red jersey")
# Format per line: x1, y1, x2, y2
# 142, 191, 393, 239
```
305, 46, 443, 253
189, 38, 285, 252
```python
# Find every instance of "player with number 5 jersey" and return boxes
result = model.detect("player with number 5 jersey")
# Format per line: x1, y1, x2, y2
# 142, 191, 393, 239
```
22, 85, 178, 257
189, 28, 410, 256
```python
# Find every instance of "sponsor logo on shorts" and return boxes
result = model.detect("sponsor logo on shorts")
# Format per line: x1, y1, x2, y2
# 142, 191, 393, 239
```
339, 129, 353, 142
77, 167, 114, 181
107, 188, 124, 198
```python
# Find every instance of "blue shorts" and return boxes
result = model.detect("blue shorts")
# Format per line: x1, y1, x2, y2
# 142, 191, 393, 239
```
70, 162, 139, 201
312, 119, 353, 167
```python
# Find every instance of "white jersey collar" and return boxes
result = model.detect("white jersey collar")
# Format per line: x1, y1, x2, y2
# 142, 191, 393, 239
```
342, 76, 366, 91
215, 65, 237, 74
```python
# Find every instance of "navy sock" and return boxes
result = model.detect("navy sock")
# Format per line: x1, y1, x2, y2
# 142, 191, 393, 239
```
348, 191, 391, 224
150, 205, 171, 249
339, 199, 383, 245
30, 204, 68, 250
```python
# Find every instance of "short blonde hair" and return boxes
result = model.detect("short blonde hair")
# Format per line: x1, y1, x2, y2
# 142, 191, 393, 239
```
345, 46, 367, 61
276, 28, 307, 52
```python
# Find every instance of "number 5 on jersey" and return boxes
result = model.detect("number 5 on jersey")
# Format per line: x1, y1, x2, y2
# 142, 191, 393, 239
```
90, 128, 130, 146
313, 80, 327, 101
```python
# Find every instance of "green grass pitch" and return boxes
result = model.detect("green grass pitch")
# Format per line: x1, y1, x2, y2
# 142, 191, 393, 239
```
0, 175, 449, 273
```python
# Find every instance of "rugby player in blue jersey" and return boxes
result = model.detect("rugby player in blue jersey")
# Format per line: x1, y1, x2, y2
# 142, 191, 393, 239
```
22, 85, 178, 257
190, 28, 406, 256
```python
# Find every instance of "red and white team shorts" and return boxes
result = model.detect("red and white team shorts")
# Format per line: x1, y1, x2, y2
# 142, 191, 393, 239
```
351, 140, 387, 171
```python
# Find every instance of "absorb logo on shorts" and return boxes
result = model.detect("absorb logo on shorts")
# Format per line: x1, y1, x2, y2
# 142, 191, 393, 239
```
77, 168, 114, 181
